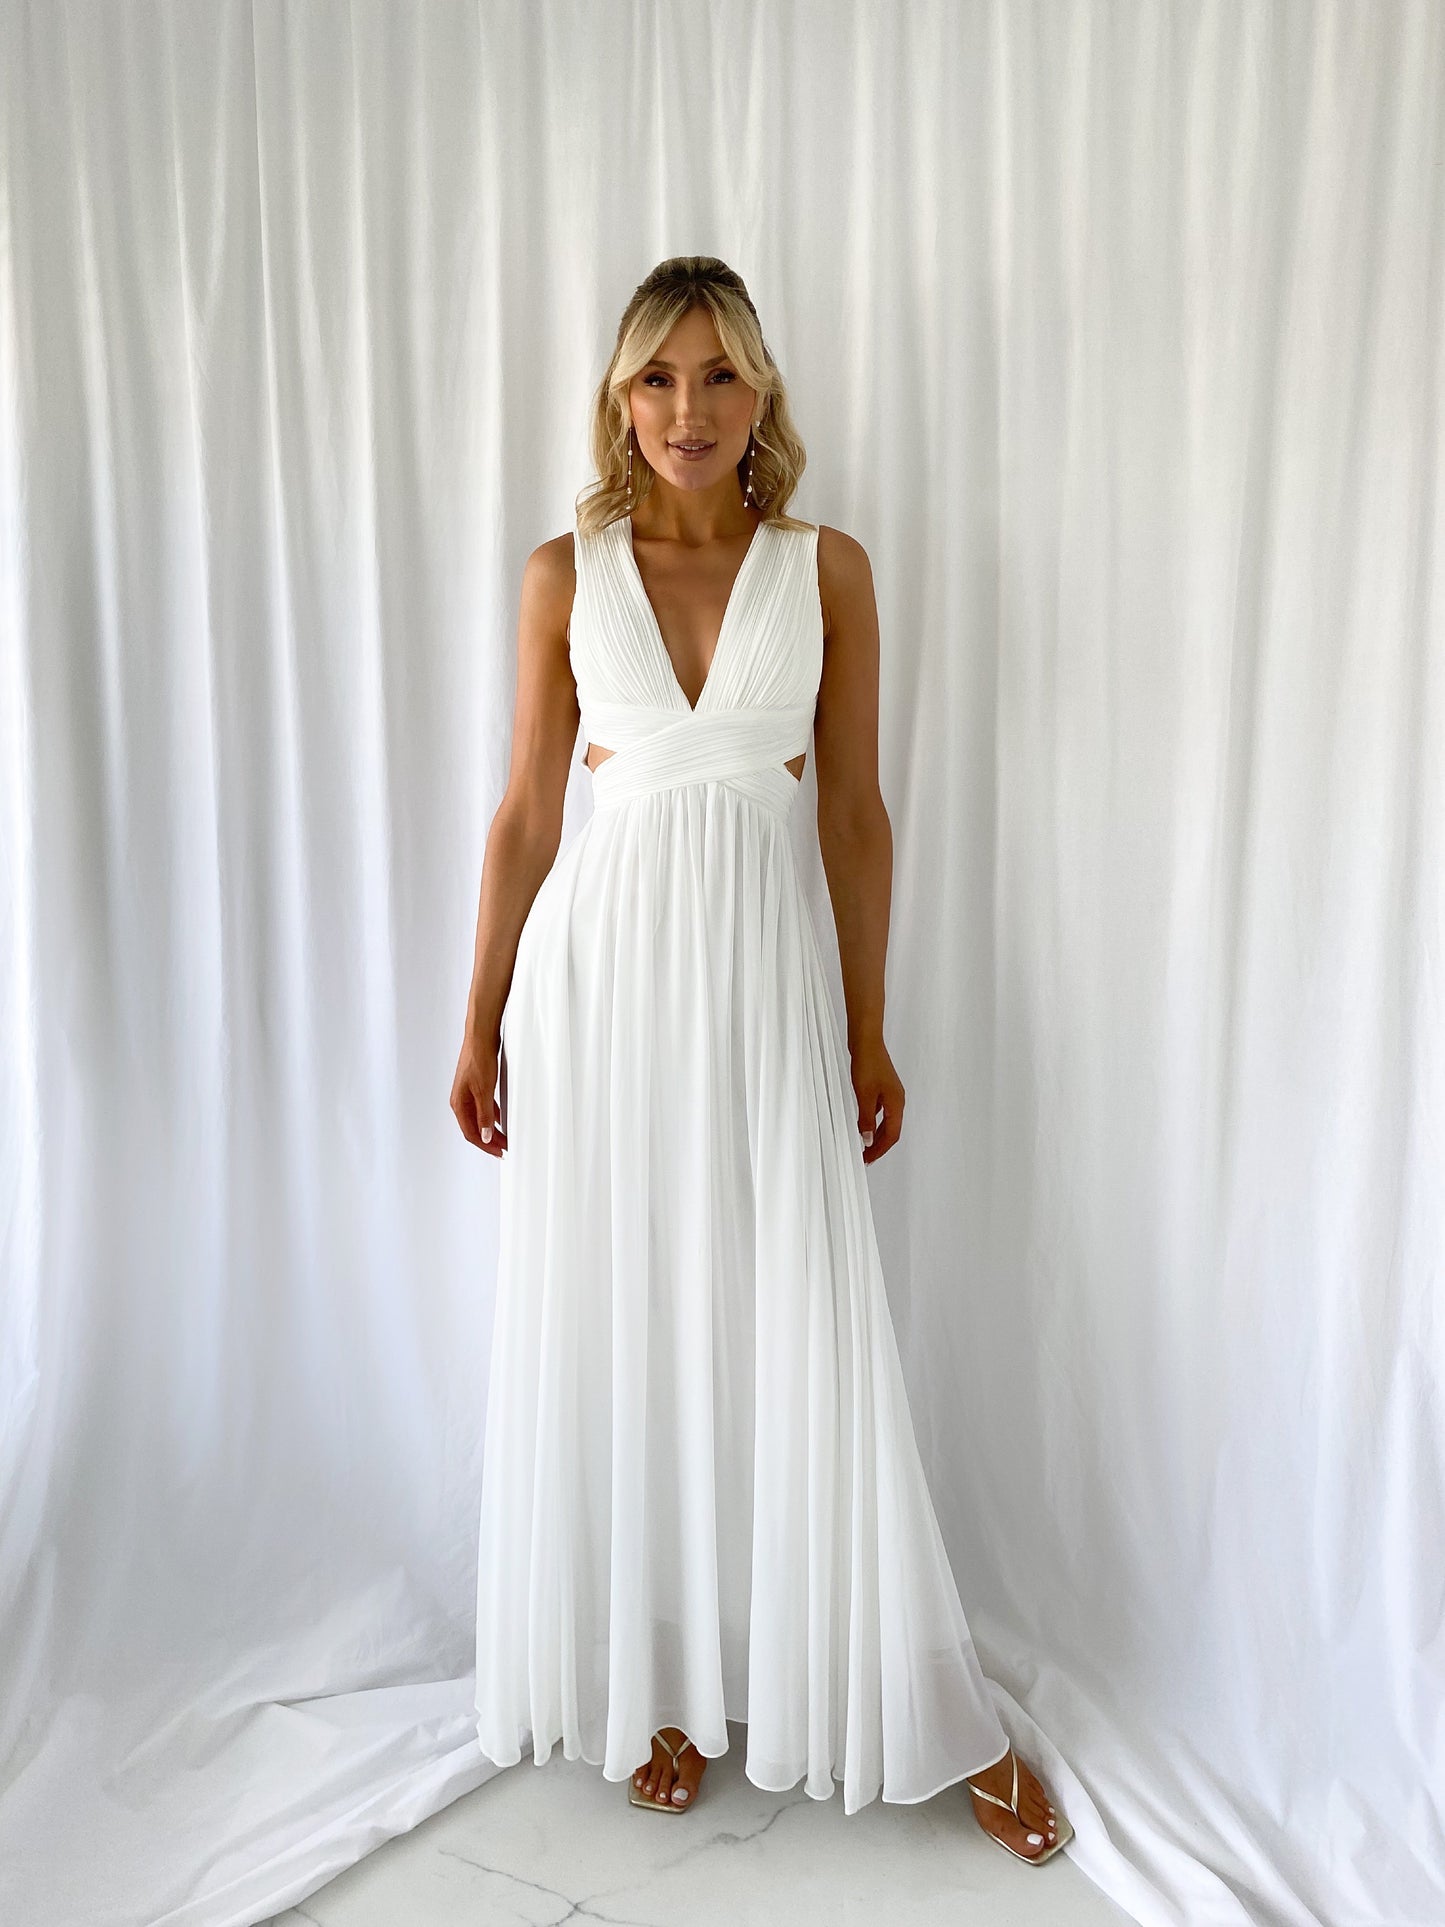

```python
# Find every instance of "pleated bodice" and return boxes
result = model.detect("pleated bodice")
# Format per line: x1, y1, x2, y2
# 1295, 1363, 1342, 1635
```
570, 511, 823, 819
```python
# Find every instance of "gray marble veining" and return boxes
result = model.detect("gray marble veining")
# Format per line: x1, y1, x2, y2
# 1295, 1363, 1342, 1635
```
266, 1723, 1129, 1927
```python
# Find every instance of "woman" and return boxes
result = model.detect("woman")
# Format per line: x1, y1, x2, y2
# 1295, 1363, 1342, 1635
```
451, 256, 1070, 1866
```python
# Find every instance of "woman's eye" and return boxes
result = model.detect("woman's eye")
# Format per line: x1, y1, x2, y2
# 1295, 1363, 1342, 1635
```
640, 369, 736, 386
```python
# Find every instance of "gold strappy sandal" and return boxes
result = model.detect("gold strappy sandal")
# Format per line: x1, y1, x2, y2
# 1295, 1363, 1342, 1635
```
966, 1745, 1073, 1864
628, 1728, 699, 1812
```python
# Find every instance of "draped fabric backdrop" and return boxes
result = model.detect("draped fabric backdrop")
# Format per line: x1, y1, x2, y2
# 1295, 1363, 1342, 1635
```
2, 4, 1441, 1924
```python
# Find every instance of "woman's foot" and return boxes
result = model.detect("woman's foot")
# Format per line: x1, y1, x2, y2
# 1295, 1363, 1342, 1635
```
965, 1745, 1059, 1859
632, 1727, 708, 1808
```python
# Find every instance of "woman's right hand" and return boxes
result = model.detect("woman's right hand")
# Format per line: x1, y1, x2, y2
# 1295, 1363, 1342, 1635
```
451, 1025, 508, 1158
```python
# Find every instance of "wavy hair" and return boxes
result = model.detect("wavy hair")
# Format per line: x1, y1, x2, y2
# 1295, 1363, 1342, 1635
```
576, 256, 810, 537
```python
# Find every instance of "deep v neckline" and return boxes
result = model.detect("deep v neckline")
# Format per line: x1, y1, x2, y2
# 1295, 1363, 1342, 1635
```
621, 514, 769, 713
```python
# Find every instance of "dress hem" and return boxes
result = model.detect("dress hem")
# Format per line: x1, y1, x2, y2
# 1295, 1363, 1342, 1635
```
475, 1722, 1015, 1814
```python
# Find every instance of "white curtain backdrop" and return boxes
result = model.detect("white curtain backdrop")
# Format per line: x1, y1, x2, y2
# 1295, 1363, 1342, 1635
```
2, 3, 1441, 1924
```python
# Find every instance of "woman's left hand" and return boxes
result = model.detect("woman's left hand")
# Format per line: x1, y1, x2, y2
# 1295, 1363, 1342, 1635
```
848, 1036, 905, 1164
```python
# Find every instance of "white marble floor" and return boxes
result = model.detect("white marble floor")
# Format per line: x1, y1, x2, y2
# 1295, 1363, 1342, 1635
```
265, 1724, 1132, 1927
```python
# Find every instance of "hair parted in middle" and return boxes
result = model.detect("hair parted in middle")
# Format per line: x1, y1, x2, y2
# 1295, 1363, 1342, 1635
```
576, 255, 810, 538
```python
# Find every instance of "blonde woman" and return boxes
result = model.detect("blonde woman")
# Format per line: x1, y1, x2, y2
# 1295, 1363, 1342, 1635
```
452, 256, 1071, 1866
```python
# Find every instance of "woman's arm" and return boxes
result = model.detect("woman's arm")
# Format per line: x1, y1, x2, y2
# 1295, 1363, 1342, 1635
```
451, 535, 580, 1157
811, 525, 905, 1162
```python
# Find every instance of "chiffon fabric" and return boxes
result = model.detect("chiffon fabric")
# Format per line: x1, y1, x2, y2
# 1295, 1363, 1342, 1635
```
474, 506, 1011, 1814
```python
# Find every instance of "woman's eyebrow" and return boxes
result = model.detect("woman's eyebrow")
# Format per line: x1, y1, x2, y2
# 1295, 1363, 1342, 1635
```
645, 354, 731, 371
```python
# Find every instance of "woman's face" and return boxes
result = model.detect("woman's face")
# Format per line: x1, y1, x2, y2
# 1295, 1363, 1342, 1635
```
626, 307, 760, 499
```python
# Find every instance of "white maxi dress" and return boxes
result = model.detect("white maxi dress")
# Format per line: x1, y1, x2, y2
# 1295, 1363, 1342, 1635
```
474, 507, 1011, 1814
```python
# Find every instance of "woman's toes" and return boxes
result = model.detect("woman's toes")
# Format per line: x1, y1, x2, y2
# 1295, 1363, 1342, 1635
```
671, 1747, 706, 1805
967, 1757, 1061, 1859
1017, 1766, 1053, 1827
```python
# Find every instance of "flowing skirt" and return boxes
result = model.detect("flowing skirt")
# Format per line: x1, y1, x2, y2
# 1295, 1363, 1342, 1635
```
474, 779, 1010, 1814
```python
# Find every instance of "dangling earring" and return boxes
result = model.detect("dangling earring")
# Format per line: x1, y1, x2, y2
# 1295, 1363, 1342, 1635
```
626, 427, 633, 506
744, 420, 760, 506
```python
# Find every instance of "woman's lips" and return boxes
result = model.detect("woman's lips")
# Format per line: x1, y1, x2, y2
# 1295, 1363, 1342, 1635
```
670, 440, 714, 460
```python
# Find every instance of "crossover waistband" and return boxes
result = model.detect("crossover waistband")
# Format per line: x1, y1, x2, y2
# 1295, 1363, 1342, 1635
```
586, 702, 814, 819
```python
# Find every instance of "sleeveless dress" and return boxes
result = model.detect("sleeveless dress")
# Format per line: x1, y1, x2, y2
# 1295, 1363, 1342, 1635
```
473, 507, 1011, 1815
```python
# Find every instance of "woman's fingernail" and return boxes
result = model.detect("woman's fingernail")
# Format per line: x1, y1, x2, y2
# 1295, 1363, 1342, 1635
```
481, 1126, 492, 1141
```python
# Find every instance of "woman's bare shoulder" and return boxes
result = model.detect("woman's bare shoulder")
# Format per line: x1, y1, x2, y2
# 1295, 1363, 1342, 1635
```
815, 521, 871, 560
525, 528, 578, 587
815, 524, 876, 639
517, 530, 579, 633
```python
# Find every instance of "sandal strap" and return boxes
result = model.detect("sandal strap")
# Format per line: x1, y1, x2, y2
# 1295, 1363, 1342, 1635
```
967, 1747, 1022, 1818
654, 1729, 694, 1767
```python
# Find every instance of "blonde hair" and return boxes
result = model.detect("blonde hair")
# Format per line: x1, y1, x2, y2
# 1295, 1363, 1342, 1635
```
576, 256, 810, 538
